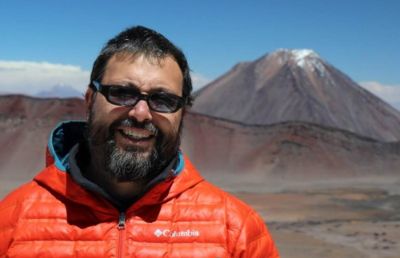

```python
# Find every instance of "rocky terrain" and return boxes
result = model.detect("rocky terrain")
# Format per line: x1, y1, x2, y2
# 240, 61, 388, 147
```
237, 187, 400, 258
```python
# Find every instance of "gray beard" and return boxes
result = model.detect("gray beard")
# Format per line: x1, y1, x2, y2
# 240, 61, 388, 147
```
87, 116, 181, 183
105, 137, 160, 181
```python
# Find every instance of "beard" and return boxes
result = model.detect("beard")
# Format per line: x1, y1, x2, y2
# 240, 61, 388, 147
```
87, 108, 182, 182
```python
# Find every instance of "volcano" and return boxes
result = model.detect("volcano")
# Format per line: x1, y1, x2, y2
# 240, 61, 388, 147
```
191, 49, 400, 142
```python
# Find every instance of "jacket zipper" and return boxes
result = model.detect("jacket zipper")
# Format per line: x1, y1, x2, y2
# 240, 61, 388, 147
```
117, 212, 126, 258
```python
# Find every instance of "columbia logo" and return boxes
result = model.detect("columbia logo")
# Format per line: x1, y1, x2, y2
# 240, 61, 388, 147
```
154, 228, 200, 238
154, 229, 163, 237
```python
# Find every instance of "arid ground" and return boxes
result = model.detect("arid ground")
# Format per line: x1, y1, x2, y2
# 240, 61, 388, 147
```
229, 177, 400, 258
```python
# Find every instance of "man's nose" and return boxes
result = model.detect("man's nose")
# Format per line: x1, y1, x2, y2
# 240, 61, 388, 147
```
127, 100, 153, 122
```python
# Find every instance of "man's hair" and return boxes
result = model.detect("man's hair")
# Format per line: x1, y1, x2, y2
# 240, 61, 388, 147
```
90, 25, 193, 106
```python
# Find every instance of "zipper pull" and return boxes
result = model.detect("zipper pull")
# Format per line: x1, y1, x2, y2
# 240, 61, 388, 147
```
118, 212, 126, 230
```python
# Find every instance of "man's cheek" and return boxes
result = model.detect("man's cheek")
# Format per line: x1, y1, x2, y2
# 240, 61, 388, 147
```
88, 117, 112, 145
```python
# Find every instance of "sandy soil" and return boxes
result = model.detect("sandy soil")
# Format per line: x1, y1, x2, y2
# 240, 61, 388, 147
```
233, 184, 400, 258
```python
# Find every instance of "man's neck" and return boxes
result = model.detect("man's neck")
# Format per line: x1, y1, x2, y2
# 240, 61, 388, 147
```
76, 141, 148, 202
85, 156, 148, 202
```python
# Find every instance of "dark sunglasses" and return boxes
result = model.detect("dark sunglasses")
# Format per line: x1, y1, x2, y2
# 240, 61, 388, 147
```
90, 81, 185, 113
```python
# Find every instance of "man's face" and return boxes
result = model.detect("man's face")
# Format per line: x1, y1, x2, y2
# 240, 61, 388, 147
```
86, 54, 184, 182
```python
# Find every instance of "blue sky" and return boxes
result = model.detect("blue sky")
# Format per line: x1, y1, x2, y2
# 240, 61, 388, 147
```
1, 0, 399, 107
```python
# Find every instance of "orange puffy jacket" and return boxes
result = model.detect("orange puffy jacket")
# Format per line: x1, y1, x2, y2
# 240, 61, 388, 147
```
0, 122, 279, 257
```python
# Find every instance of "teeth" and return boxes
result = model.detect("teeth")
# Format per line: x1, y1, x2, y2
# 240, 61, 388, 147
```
121, 129, 151, 139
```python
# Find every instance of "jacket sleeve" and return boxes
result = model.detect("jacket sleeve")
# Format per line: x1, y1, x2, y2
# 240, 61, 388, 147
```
232, 209, 280, 258
0, 195, 20, 257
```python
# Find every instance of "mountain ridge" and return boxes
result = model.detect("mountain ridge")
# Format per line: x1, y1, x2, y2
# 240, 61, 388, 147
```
182, 111, 400, 190
187, 110, 391, 143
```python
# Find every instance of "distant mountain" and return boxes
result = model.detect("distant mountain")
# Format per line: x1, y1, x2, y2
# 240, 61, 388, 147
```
36, 84, 84, 98
191, 49, 400, 142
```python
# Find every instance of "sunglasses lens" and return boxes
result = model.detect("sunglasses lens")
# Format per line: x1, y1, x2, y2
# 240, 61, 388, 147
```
97, 82, 183, 113
108, 86, 140, 106
149, 93, 182, 113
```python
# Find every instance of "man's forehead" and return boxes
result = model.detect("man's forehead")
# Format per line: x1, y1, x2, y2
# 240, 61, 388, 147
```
108, 52, 178, 68
102, 52, 184, 95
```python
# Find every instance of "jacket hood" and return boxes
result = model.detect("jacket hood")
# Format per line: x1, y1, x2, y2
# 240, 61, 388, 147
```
46, 120, 87, 171
36, 120, 204, 214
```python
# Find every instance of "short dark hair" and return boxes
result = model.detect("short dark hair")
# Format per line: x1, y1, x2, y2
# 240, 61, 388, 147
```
90, 25, 193, 106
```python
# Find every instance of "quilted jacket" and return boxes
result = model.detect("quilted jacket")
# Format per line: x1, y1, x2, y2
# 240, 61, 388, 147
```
0, 121, 279, 257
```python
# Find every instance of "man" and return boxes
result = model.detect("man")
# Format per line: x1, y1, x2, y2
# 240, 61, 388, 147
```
0, 26, 279, 257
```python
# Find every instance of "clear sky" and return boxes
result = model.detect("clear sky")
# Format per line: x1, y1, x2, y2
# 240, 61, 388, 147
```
1, 0, 399, 107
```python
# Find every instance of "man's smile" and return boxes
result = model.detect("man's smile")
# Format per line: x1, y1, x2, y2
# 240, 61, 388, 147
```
119, 126, 155, 139
116, 126, 156, 148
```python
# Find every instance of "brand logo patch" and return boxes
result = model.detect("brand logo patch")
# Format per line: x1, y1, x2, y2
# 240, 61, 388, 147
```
154, 228, 200, 238
154, 229, 163, 237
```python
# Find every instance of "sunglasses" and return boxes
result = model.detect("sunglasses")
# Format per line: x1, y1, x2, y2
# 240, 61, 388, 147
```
90, 81, 185, 113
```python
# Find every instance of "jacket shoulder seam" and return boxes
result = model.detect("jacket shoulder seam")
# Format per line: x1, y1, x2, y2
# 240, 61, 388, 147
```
231, 208, 260, 252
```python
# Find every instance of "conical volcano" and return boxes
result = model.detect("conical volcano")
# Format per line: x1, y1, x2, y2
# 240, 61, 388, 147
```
191, 49, 400, 142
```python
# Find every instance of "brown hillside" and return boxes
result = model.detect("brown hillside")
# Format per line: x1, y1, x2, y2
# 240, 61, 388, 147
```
0, 95, 85, 197
182, 112, 400, 191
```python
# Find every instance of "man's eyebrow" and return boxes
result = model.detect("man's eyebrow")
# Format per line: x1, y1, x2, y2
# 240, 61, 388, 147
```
149, 86, 181, 95
119, 82, 140, 88
109, 82, 180, 95
111, 82, 142, 90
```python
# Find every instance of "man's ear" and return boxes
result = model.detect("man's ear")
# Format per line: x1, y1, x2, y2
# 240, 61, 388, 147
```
85, 87, 95, 110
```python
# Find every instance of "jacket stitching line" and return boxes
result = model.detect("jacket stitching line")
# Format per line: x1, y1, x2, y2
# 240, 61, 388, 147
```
1, 199, 22, 254
223, 194, 230, 254
231, 208, 253, 254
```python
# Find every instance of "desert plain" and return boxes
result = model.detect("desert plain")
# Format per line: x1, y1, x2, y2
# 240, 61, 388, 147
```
222, 176, 400, 258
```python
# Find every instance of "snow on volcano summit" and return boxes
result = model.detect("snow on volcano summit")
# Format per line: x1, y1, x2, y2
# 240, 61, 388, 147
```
286, 49, 325, 76
266, 49, 326, 76
290, 49, 319, 58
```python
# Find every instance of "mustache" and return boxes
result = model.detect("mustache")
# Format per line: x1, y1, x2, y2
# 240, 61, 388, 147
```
112, 118, 159, 136
88, 117, 159, 146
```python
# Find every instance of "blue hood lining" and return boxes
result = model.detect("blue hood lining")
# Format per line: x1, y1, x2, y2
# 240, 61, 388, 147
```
48, 121, 86, 171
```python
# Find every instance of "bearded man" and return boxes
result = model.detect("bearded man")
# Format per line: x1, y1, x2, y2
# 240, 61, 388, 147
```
0, 26, 279, 258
